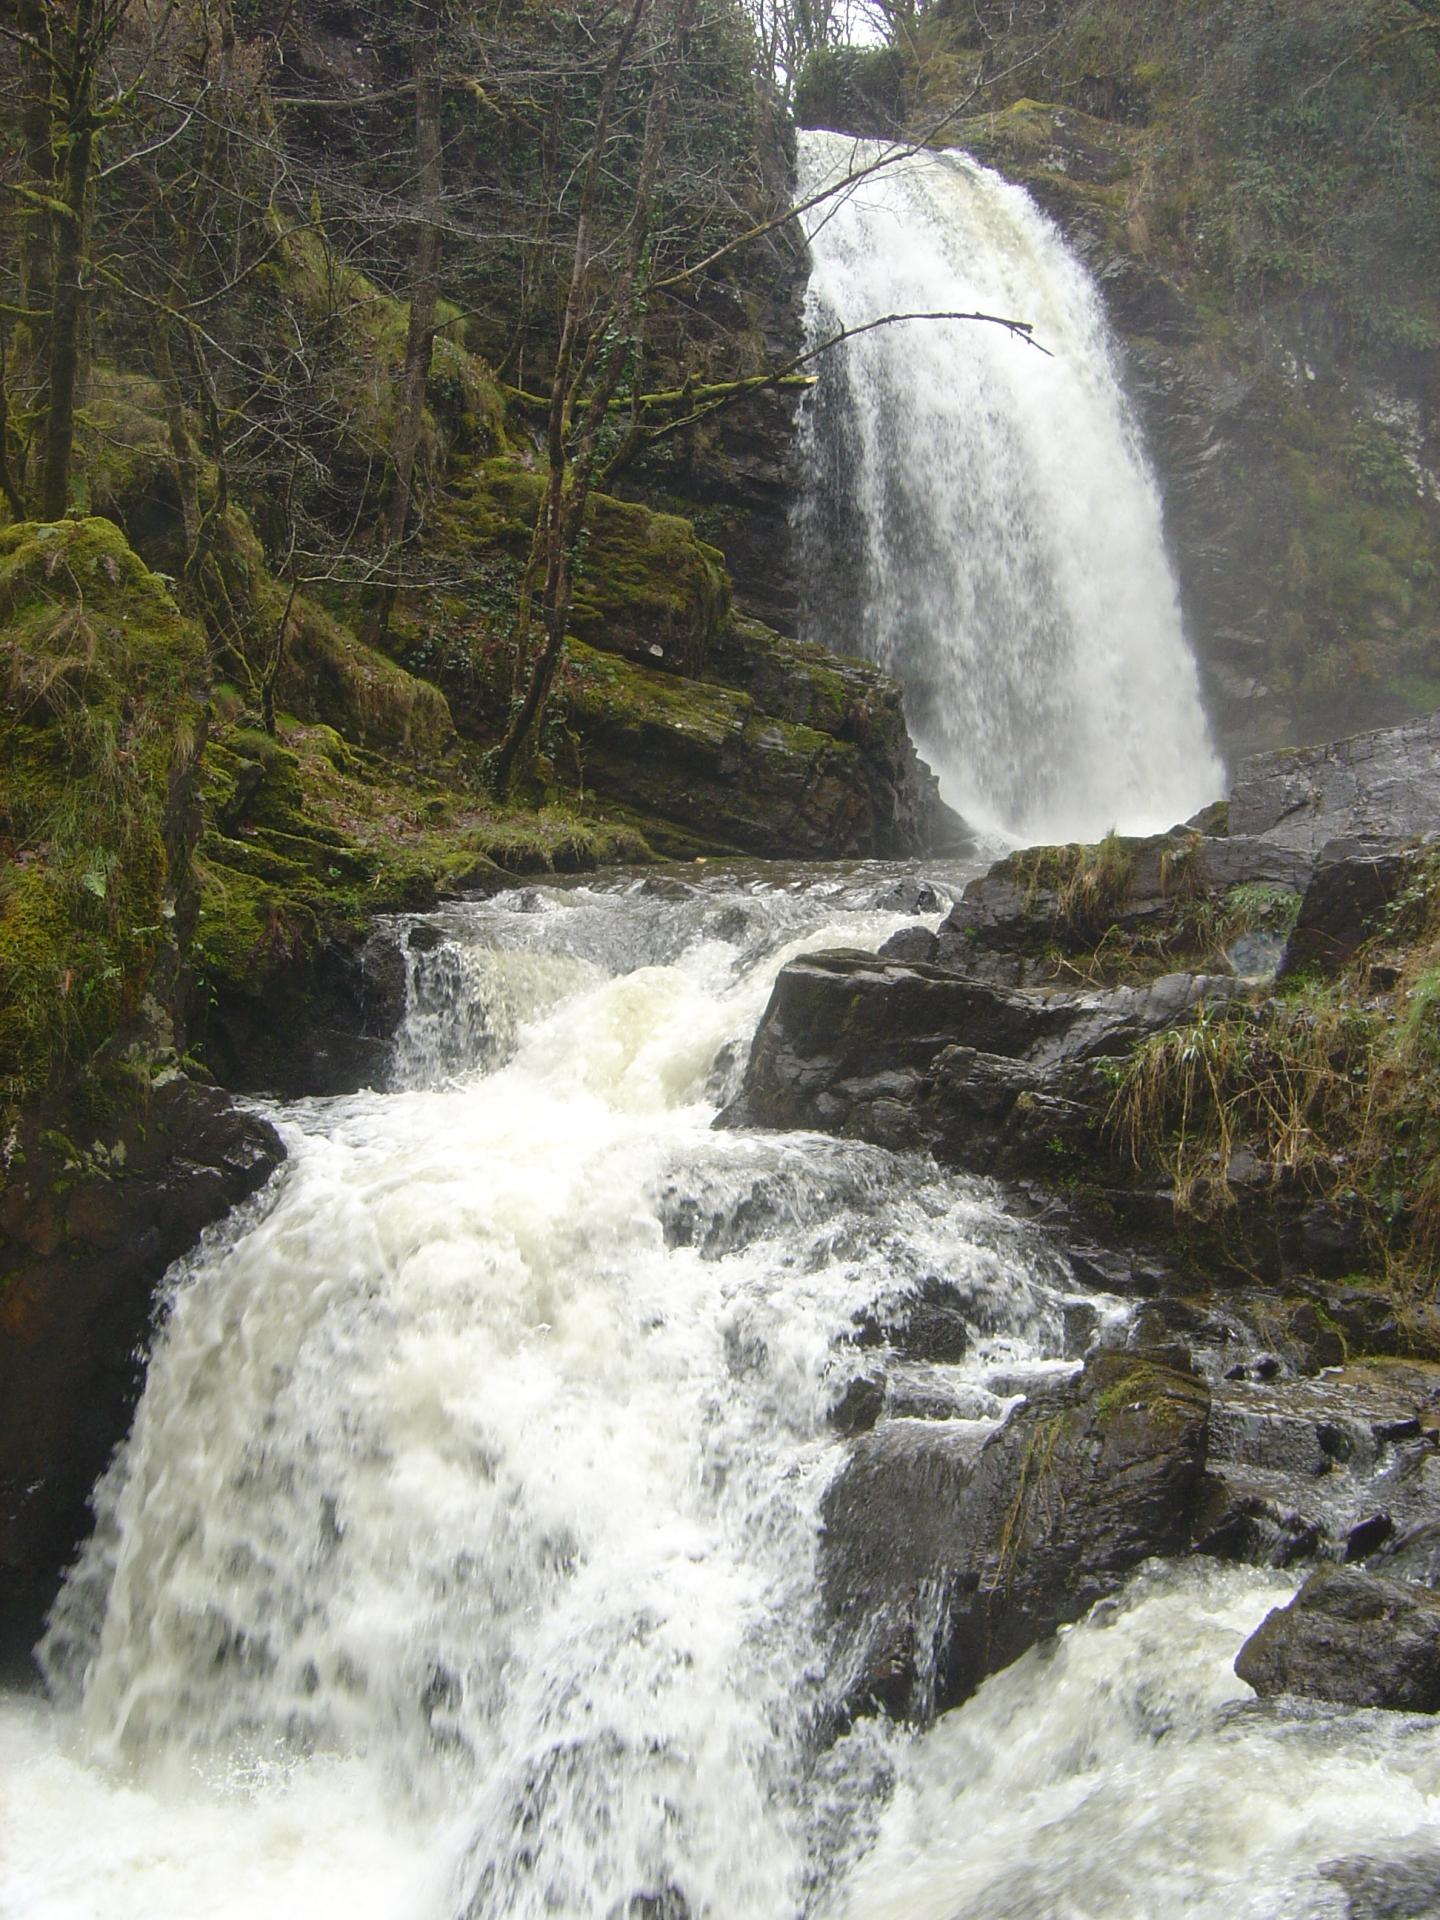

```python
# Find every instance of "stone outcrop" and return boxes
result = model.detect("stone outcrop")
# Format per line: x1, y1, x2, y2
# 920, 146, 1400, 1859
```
727, 713, 1440, 1724
0, 1080, 283, 1666
1230, 712, 1440, 854
566, 632, 954, 862
0, 522, 290, 1660
199, 924, 409, 1098
1195, 1362, 1440, 1571
726, 711, 1440, 1259
821, 1349, 1210, 1721
425, 464, 955, 862
723, 947, 1240, 1178
1235, 1565, 1440, 1711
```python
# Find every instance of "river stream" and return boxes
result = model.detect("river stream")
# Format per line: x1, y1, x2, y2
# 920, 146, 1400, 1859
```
4, 867, 1438, 1919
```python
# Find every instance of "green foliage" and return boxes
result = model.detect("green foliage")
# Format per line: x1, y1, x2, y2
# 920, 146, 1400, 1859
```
1224, 882, 1303, 938
795, 45, 906, 133
193, 715, 650, 1014
0, 520, 206, 1123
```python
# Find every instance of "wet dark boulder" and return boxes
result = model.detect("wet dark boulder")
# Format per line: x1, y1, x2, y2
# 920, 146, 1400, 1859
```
821, 1349, 1210, 1722
0, 1079, 284, 1664
1235, 1565, 1440, 1712
1320, 1852, 1440, 1920
200, 922, 409, 1098
723, 948, 1241, 1178
1279, 837, 1430, 981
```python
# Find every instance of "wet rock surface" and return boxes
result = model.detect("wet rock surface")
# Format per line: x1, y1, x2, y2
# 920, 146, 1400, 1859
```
1235, 1564, 1440, 1711
1195, 1363, 1440, 1573
723, 947, 1241, 1178
822, 1349, 1209, 1721
1280, 837, 1429, 981
200, 924, 409, 1098
0, 1079, 284, 1664
1230, 713, 1440, 854
724, 714, 1440, 1729
726, 713, 1440, 1271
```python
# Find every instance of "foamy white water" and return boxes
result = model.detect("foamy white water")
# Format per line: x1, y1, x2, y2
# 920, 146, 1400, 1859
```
3, 870, 1437, 1919
797, 132, 1224, 843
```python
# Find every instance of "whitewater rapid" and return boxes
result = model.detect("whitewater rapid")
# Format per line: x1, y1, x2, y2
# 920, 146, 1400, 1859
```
796, 132, 1223, 844
3, 870, 1438, 1919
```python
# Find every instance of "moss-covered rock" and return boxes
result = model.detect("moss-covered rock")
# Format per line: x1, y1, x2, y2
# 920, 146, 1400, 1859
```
454, 460, 730, 676
193, 712, 650, 1092
562, 629, 943, 859
261, 226, 508, 507
275, 590, 455, 755
0, 518, 208, 1127
820, 1346, 1210, 1720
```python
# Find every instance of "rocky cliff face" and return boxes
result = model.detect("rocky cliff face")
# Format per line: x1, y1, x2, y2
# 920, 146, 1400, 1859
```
1009, 139, 1436, 764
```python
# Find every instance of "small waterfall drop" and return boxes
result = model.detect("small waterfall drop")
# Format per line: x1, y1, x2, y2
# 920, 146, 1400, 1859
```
796, 131, 1224, 844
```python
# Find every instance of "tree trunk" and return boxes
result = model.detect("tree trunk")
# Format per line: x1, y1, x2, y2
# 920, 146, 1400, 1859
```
14, 0, 55, 401
40, 0, 99, 522
363, 15, 444, 648
491, 0, 669, 797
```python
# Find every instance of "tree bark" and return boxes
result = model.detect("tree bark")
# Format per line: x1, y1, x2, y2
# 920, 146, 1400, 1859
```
363, 10, 445, 648
492, 0, 699, 797
14, 0, 56, 472
40, 0, 101, 522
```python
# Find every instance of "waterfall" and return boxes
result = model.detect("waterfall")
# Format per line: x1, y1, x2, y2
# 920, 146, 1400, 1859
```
4, 870, 1440, 1918
796, 131, 1224, 845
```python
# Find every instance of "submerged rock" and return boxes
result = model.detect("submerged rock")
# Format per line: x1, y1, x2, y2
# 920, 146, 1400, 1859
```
1235, 1565, 1440, 1712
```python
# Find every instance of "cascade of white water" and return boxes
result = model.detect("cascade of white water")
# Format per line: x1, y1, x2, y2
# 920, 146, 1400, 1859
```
4, 873, 1440, 1919
796, 131, 1224, 844
6, 875, 1084, 1919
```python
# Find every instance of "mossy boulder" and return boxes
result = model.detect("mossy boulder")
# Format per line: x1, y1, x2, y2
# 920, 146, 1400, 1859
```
275, 591, 455, 755
265, 227, 508, 507
193, 713, 650, 1092
457, 461, 729, 676
562, 631, 942, 859
0, 518, 208, 1126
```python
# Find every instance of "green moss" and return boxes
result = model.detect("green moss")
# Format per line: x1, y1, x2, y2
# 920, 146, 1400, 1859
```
75, 368, 194, 540
192, 713, 650, 1013
0, 520, 207, 1125
276, 591, 455, 754
269, 226, 509, 488
450, 460, 729, 673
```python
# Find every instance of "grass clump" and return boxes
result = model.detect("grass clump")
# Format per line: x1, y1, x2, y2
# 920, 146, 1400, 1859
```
1107, 851, 1440, 1291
